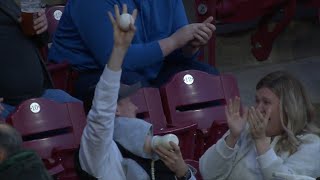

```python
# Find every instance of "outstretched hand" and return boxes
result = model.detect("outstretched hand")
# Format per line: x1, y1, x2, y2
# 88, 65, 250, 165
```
107, 4, 137, 50
106, 4, 137, 71
225, 97, 248, 139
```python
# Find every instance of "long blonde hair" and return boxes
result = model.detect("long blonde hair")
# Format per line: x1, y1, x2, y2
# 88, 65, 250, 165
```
256, 71, 320, 155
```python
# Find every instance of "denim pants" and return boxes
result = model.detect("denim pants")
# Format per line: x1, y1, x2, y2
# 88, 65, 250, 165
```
0, 89, 81, 119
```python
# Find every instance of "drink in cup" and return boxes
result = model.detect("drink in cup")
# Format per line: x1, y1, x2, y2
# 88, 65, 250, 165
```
20, 0, 42, 36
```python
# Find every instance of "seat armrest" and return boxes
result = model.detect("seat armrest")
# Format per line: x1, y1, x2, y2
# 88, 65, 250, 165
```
47, 62, 70, 71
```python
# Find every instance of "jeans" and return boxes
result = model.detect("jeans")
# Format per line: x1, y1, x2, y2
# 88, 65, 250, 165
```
0, 89, 81, 119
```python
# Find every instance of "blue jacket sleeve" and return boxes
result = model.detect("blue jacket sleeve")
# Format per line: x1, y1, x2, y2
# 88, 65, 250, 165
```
71, 0, 163, 70
172, 0, 189, 32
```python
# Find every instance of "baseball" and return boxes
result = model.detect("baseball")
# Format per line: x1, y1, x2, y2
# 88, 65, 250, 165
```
119, 13, 134, 31
152, 134, 179, 150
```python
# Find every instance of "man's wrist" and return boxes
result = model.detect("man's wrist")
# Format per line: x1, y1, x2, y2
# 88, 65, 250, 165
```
159, 37, 177, 57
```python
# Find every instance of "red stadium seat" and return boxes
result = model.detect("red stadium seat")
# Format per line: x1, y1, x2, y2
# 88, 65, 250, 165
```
194, 0, 218, 66
160, 70, 240, 159
6, 98, 86, 180
194, 0, 296, 62
130, 87, 198, 159
41, 5, 78, 95
40, 5, 65, 63
47, 62, 70, 89
46, 5, 65, 41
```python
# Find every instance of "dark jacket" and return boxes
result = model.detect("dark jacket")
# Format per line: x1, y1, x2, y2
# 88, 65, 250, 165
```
0, 0, 53, 106
0, 150, 53, 180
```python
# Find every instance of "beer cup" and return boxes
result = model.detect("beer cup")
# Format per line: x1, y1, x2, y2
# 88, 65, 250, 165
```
20, 0, 42, 36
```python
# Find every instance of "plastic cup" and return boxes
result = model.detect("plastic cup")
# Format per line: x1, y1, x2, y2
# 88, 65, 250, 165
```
20, 0, 42, 36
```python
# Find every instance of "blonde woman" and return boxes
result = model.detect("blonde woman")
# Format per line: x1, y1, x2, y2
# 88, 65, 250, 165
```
200, 71, 320, 180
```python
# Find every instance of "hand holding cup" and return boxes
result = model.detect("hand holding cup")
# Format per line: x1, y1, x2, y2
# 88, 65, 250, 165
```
20, 0, 43, 36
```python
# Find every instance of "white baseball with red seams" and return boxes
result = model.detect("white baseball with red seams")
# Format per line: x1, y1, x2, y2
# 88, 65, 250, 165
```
119, 13, 134, 31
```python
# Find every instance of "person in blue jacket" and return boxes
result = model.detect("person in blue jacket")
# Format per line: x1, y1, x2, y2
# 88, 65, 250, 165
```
49, 0, 218, 100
